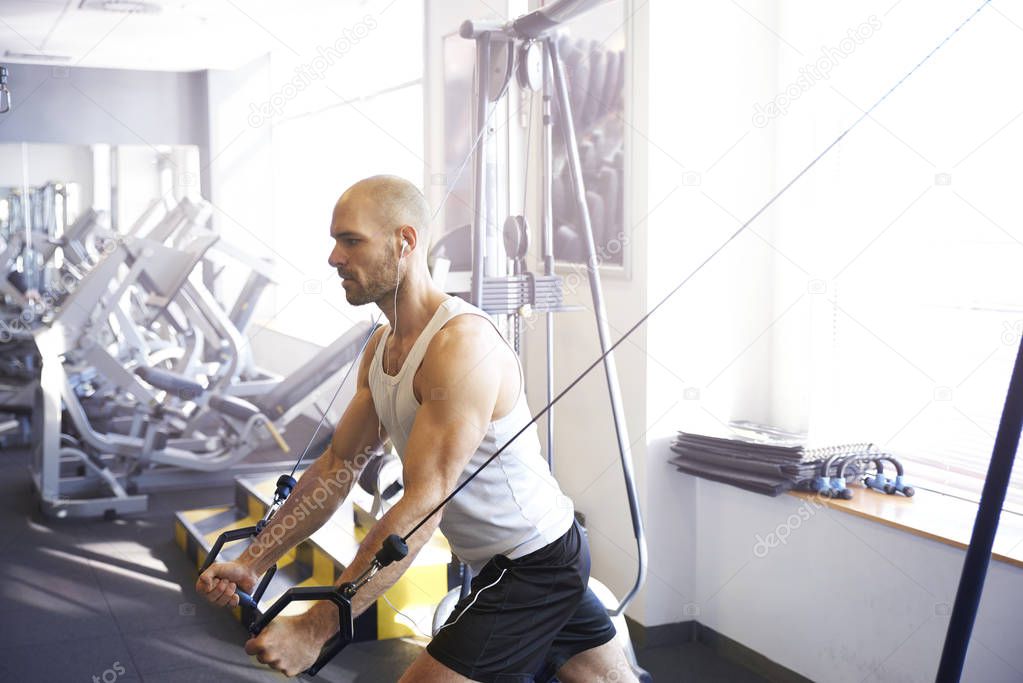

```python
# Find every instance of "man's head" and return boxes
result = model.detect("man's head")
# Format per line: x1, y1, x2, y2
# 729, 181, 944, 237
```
327, 175, 431, 306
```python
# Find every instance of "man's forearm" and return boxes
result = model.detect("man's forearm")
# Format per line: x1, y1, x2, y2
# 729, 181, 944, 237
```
238, 451, 359, 575
301, 497, 441, 642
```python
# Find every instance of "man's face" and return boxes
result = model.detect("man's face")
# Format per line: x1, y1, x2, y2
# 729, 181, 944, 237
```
328, 203, 400, 307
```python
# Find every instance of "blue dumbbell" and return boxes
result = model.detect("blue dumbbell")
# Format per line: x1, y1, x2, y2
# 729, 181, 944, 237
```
891, 475, 915, 497
827, 476, 852, 499
864, 472, 890, 494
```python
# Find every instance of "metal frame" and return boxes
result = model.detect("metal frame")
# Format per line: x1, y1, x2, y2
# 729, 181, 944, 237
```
459, 0, 646, 617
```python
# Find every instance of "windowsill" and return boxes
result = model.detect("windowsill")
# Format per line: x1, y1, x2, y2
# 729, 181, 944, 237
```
789, 486, 1023, 569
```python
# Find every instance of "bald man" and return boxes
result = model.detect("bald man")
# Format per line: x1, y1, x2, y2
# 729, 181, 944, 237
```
196, 176, 637, 682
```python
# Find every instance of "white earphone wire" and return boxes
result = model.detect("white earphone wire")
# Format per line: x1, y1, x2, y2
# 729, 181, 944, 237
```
378, 240, 406, 444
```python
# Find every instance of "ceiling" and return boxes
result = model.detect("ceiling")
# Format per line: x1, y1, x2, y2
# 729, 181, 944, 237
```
0, 0, 369, 72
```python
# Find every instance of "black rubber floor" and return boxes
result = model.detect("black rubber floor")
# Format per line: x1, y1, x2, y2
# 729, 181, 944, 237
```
0, 447, 768, 682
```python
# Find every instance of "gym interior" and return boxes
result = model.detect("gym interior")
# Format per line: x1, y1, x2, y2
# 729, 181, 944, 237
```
1, 1, 1021, 681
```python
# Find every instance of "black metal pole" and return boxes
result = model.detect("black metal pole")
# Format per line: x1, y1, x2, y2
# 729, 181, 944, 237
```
936, 334, 1023, 681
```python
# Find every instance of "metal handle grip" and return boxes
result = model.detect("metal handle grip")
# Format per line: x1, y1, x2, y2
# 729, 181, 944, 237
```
198, 526, 278, 618
247, 583, 356, 677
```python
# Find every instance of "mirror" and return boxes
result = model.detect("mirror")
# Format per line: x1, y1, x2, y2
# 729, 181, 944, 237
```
0, 142, 201, 296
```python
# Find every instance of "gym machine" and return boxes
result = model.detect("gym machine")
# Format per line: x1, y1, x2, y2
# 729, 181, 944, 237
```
28, 196, 376, 517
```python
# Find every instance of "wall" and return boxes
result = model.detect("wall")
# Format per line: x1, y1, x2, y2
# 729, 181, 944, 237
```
691, 477, 1023, 682
0, 63, 208, 179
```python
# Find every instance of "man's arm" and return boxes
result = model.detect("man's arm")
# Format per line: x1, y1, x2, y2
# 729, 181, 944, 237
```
197, 326, 388, 606
297, 317, 505, 642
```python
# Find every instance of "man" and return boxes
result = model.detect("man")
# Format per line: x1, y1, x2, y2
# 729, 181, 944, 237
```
197, 175, 637, 682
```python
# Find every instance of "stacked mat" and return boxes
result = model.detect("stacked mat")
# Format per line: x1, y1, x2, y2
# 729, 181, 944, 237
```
669, 421, 876, 497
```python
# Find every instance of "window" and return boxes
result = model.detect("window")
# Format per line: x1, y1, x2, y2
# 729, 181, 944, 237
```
263, 0, 425, 346
775, 3, 1023, 512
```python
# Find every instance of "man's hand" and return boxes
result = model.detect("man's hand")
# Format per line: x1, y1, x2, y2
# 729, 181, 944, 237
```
244, 614, 326, 677
195, 561, 259, 608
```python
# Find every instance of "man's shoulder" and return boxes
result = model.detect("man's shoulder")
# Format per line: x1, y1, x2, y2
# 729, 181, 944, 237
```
368, 323, 389, 349
415, 310, 519, 416
428, 313, 496, 359
420, 313, 504, 378
439, 310, 493, 335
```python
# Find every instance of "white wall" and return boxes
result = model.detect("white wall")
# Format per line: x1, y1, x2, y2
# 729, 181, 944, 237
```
690, 477, 1023, 682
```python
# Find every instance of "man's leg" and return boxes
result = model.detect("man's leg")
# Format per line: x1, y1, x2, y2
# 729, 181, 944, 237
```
399, 650, 477, 683
555, 639, 640, 683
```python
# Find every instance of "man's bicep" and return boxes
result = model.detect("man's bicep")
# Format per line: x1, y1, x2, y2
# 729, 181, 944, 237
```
400, 402, 485, 505
402, 340, 501, 501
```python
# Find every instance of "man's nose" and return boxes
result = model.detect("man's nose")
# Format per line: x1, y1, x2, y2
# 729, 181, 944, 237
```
328, 244, 344, 268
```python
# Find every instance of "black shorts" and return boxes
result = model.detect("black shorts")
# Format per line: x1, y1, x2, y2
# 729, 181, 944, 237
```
427, 521, 617, 682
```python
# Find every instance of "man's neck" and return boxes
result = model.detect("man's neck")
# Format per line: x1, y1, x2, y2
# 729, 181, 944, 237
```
379, 271, 448, 345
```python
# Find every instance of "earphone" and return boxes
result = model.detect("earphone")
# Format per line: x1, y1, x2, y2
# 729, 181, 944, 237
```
384, 237, 408, 378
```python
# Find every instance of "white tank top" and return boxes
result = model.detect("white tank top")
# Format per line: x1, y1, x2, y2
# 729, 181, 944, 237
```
368, 296, 574, 570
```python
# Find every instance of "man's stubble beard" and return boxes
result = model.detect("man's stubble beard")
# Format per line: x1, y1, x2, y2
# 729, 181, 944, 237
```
344, 247, 401, 307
